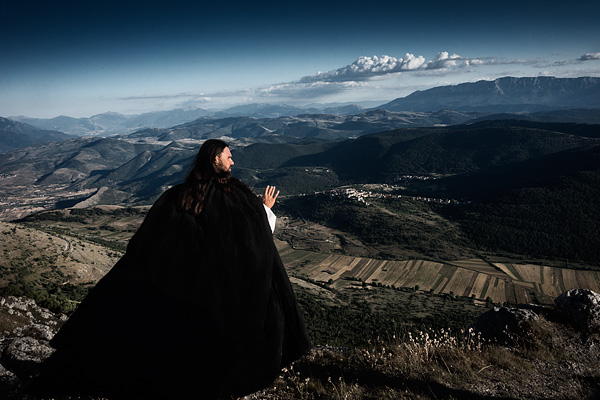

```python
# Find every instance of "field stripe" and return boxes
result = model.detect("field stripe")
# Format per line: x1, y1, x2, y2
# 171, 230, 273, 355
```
462, 273, 479, 297
351, 258, 370, 279
493, 263, 519, 280
480, 275, 492, 299
562, 269, 577, 290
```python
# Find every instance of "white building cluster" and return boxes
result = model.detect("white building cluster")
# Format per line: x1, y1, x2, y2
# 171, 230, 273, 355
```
324, 185, 464, 206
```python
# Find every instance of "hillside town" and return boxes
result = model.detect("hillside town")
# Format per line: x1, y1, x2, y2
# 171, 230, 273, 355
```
321, 184, 465, 206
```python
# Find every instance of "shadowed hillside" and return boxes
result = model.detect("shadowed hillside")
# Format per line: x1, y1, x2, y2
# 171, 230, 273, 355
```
282, 121, 600, 181
0, 118, 71, 153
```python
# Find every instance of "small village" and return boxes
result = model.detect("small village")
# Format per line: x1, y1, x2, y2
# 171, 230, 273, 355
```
322, 184, 466, 206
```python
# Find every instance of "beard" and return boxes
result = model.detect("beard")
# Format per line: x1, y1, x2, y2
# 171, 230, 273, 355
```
214, 159, 232, 174
215, 168, 232, 184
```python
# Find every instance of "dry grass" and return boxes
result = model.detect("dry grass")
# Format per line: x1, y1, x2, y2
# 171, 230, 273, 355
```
249, 319, 600, 400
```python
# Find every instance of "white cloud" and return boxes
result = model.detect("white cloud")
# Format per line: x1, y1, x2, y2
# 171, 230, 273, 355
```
119, 92, 206, 101
298, 52, 541, 85
465, 59, 485, 66
246, 51, 553, 103
259, 81, 367, 99
533, 52, 600, 68
424, 52, 464, 69
300, 53, 427, 83
579, 52, 600, 61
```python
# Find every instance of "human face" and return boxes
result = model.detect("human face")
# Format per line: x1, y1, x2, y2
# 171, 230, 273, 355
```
215, 147, 234, 172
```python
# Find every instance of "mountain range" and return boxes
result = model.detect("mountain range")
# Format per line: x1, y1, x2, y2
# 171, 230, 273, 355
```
7, 76, 600, 140
13, 109, 213, 137
380, 76, 600, 112
11, 103, 368, 137
123, 109, 482, 143
4, 108, 600, 155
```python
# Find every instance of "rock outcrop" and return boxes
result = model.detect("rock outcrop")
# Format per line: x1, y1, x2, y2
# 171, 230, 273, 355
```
0, 296, 64, 399
471, 305, 542, 345
472, 289, 600, 346
554, 288, 600, 333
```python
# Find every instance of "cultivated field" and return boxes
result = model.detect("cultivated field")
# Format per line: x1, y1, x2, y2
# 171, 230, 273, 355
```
279, 242, 600, 305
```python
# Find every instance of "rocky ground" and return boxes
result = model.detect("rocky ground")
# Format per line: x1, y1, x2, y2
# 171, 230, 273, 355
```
1, 290, 599, 399
0, 296, 65, 399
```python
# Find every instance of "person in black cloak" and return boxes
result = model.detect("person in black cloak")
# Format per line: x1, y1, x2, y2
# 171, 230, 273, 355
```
29, 139, 312, 399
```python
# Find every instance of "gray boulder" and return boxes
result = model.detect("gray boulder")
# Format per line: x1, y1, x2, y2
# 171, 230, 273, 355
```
0, 296, 62, 398
1, 336, 55, 378
554, 289, 600, 332
472, 305, 540, 345
0, 363, 18, 387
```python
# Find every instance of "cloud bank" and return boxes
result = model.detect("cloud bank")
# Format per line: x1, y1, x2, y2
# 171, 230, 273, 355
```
300, 53, 427, 83
579, 52, 600, 61
259, 81, 367, 99
298, 52, 529, 84
257, 51, 538, 100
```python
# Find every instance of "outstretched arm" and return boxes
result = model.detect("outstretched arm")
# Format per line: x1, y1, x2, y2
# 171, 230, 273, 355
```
262, 185, 280, 209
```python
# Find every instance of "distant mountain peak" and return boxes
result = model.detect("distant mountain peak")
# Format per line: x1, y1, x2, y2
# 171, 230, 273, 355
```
0, 118, 72, 153
379, 76, 600, 113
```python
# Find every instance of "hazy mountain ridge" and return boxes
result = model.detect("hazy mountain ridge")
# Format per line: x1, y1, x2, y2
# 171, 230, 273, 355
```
4, 108, 598, 156
13, 109, 214, 137
12, 76, 600, 139
379, 76, 600, 112
11, 103, 368, 137
211, 103, 366, 118
124, 109, 482, 143
0, 118, 72, 153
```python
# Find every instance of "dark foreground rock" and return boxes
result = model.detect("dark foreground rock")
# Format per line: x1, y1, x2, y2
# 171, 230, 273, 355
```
471, 305, 541, 345
0, 296, 65, 399
472, 288, 600, 346
554, 288, 600, 332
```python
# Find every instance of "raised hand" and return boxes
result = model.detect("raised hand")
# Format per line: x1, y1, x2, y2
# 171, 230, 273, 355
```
262, 185, 280, 209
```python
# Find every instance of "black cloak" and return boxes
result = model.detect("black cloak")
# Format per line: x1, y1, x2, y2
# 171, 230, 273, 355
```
30, 178, 312, 399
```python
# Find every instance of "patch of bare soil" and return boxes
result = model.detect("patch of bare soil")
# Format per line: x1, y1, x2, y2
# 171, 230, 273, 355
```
0, 220, 119, 288
276, 216, 384, 259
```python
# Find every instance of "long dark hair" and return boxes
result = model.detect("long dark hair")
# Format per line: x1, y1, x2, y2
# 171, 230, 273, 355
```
180, 139, 231, 215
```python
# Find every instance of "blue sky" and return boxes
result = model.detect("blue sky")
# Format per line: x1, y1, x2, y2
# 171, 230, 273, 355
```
1, 0, 599, 118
